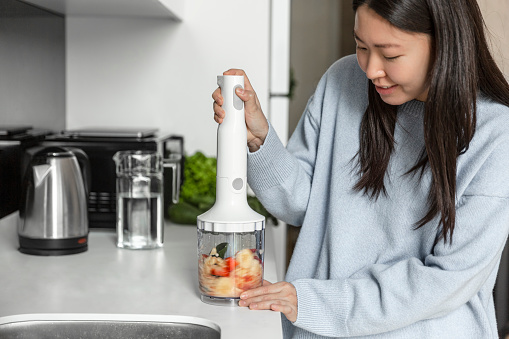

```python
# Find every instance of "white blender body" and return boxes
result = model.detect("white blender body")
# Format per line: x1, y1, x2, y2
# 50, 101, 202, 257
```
197, 75, 265, 306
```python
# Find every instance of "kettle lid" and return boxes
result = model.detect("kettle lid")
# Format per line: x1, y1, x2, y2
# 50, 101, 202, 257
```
34, 147, 75, 159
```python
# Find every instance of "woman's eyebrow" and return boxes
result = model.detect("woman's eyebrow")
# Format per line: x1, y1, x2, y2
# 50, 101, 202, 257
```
353, 31, 364, 43
353, 30, 401, 49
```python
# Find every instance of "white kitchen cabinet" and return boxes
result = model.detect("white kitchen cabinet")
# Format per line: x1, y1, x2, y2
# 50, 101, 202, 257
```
19, 0, 184, 20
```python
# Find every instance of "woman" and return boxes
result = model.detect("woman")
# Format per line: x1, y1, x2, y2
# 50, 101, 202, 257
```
212, 0, 509, 337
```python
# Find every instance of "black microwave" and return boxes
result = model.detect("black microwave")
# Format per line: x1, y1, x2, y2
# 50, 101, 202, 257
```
40, 128, 184, 228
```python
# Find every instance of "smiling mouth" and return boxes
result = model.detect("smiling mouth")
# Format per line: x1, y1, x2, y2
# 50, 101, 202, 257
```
374, 84, 398, 95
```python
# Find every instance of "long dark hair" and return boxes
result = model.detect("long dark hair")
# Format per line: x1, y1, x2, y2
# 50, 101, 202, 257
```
352, 0, 509, 244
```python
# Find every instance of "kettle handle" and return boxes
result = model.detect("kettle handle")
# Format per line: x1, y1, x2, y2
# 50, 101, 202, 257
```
65, 147, 92, 195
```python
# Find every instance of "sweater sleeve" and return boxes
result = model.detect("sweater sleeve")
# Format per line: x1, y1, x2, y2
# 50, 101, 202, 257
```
291, 139, 509, 337
247, 55, 360, 226
247, 106, 320, 226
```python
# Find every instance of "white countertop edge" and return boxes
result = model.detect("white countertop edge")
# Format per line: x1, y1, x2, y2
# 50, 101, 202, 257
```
0, 313, 221, 333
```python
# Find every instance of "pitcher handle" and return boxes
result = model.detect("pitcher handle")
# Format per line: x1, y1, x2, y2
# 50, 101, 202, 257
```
163, 154, 182, 204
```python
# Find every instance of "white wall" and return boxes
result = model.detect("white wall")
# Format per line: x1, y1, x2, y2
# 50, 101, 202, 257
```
477, 0, 509, 76
0, 0, 65, 130
66, 0, 271, 157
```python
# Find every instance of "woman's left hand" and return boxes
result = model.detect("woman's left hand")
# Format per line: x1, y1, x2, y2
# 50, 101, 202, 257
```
239, 280, 298, 322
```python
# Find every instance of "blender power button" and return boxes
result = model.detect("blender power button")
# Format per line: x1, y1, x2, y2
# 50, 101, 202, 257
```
232, 178, 243, 190
233, 85, 244, 110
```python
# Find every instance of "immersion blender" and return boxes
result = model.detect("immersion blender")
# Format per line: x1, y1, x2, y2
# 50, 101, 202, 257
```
197, 75, 265, 306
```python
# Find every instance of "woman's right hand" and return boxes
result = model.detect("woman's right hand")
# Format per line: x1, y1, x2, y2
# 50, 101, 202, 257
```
212, 69, 269, 152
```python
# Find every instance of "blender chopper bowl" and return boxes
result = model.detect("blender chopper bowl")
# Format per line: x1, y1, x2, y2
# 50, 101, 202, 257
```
197, 75, 265, 306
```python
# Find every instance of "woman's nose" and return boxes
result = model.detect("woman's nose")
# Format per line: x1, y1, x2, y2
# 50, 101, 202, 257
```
365, 55, 386, 80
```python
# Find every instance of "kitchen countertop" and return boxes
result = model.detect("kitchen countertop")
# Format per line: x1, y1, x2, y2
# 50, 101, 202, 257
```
0, 213, 283, 338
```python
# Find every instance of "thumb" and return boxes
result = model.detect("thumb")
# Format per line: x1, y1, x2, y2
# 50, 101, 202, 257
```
235, 86, 247, 99
235, 87, 256, 109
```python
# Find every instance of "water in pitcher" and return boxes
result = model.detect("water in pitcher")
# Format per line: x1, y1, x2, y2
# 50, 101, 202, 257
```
113, 150, 164, 250
117, 193, 163, 249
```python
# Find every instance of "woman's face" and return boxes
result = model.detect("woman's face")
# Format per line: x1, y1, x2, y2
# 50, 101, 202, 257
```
354, 5, 432, 105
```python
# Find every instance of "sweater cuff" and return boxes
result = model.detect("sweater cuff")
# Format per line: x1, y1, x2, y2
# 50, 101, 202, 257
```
247, 122, 296, 192
291, 278, 351, 337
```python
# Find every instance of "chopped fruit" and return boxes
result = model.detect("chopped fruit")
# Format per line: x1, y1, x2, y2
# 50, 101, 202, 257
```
199, 244, 263, 298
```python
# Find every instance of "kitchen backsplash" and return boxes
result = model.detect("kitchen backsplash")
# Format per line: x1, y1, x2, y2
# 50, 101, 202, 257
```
0, 0, 65, 130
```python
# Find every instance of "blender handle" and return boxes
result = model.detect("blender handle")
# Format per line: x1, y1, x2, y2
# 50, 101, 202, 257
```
163, 155, 181, 204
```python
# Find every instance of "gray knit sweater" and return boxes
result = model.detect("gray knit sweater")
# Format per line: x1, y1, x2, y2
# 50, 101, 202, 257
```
247, 55, 509, 338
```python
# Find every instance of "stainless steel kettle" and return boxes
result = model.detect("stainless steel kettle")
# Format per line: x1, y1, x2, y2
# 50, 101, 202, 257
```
18, 146, 91, 255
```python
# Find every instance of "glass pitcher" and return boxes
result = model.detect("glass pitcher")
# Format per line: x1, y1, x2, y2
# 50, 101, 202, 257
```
113, 150, 163, 249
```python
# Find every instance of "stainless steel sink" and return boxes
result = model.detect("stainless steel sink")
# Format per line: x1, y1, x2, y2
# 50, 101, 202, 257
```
0, 313, 221, 339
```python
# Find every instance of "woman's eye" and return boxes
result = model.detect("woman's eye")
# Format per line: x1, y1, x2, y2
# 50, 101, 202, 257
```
384, 56, 400, 61
356, 46, 367, 51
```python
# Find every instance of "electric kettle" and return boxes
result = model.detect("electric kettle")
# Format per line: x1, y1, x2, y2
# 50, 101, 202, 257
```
18, 146, 91, 255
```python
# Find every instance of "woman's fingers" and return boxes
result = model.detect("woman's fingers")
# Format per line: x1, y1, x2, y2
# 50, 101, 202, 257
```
212, 86, 224, 123
241, 281, 289, 298
212, 69, 269, 150
234, 87, 256, 112
239, 281, 298, 322
243, 296, 298, 323
212, 87, 223, 106
270, 303, 298, 323
239, 290, 279, 306
223, 69, 255, 93
213, 101, 224, 123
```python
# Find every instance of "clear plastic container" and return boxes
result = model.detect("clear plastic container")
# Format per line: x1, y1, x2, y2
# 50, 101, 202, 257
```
197, 229, 264, 306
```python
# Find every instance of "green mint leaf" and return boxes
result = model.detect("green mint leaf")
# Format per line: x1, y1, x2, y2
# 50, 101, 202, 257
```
216, 242, 228, 259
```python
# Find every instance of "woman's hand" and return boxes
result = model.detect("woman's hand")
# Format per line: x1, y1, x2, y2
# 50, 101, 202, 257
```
212, 69, 269, 152
238, 280, 298, 323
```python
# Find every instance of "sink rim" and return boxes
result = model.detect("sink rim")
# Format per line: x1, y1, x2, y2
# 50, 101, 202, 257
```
0, 313, 221, 333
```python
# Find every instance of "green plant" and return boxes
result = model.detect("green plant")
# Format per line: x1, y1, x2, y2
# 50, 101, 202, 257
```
168, 151, 278, 225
